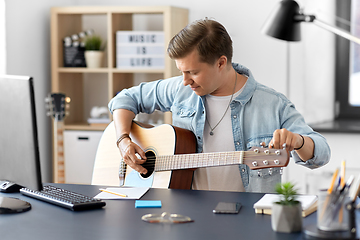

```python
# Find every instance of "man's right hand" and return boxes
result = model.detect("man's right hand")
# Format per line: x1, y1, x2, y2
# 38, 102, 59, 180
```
118, 137, 148, 175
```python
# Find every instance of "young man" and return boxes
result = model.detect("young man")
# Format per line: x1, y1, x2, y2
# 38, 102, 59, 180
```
108, 18, 330, 192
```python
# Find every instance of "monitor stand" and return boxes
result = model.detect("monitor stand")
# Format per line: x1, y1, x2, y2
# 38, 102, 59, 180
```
0, 197, 31, 214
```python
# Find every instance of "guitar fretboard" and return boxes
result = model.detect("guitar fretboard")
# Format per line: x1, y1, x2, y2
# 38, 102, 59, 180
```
149, 148, 286, 172
155, 151, 244, 171
54, 119, 65, 183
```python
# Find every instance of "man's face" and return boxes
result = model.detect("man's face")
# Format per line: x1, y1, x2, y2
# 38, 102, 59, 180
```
175, 50, 225, 96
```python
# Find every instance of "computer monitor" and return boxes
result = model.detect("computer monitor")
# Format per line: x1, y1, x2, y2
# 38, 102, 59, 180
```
0, 75, 42, 191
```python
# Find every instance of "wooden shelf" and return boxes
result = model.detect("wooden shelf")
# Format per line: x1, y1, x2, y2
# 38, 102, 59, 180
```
51, 6, 188, 130
111, 68, 165, 73
58, 67, 109, 73
58, 67, 165, 74
64, 123, 108, 131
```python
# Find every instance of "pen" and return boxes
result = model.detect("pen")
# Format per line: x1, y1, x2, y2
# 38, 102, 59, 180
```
320, 168, 339, 221
99, 188, 128, 197
328, 168, 339, 194
339, 161, 346, 223
338, 175, 354, 223
325, 175, 354, 224
340, 160, 346, 188
349, 174, 360, 202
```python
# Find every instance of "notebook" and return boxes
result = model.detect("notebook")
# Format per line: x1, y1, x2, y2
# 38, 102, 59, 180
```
253, 194, 318, 217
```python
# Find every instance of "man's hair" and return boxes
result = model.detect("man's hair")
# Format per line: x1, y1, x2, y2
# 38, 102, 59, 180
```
167, 18, 233, 65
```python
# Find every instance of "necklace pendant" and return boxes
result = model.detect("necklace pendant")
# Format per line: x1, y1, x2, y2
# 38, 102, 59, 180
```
210, 131, 214, 136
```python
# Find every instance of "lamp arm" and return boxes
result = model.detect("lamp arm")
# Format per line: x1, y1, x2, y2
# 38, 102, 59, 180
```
312, 18, 360, 45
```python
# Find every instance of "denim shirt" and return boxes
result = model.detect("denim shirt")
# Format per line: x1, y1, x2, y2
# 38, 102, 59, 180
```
109, 63, 331, 192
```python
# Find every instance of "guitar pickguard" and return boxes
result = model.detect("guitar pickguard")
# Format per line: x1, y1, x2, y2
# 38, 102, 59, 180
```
124, 170, 154, 188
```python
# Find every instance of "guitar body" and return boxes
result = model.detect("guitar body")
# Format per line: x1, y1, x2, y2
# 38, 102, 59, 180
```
125, 121, 197, 189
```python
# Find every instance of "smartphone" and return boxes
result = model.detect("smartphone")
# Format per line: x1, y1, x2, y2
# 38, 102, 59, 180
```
213, 202, 242, 214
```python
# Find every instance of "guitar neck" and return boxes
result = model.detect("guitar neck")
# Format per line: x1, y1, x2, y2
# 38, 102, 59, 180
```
155, 151, 244, 171
152, 148, 287, 172
53, 119, 65, 183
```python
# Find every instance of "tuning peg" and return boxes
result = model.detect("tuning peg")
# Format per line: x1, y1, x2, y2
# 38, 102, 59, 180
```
260, 142, 266, 148
65, 111, 70, 116
282, 143, 287, 150
46, 112, 51, 117
280, 167, 283, 175
45, 97, 51, 103
65, 97, 71, 103
268, 168, 273, 175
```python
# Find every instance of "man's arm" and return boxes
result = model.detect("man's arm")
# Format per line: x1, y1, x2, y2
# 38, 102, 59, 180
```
270, 128, 314, 162
113, 109, 148, 175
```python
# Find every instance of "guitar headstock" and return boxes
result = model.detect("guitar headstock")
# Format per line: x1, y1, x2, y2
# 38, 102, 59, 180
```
245, 147, 289, 170
45, 93, 71, 121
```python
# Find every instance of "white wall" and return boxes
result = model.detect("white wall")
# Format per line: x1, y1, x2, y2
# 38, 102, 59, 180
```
289, 0, 335, 124
0, 0, 5, 75
6, 0, 336, 183
5, 0, 74, 182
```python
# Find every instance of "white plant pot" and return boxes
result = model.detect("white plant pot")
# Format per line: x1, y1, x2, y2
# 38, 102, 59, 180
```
85, 51, 104, 68
271, 203, 302, 233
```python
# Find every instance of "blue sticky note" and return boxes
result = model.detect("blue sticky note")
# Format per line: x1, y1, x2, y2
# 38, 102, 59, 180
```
135, 200, 162, 208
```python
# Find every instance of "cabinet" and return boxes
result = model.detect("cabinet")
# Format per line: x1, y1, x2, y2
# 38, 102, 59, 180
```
50, 6, 189, 131
63, 130, 103, 184
50, 6, 188, 183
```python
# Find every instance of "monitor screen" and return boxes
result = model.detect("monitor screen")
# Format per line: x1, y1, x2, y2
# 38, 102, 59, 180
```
0, 75, 42, 191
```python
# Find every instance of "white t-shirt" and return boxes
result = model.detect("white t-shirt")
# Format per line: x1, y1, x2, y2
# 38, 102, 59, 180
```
192, 85, 245, 192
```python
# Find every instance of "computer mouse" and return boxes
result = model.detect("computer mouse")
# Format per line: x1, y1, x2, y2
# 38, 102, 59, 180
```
0, 197, 31, 214
0, 180, 23, 193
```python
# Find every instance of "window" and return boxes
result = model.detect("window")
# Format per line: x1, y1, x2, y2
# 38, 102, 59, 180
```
335, 0, 360, 118
349, 0, 360, 106
0, 0, 5, 75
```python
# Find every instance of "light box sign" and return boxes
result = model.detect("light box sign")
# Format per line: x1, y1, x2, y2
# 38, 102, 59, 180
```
116, 31, 165, 69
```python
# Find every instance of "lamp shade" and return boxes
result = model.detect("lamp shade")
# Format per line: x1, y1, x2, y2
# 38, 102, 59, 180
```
262, 0, 302, 41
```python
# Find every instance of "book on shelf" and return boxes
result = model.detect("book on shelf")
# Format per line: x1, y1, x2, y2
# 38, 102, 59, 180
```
253, 194, 318, 217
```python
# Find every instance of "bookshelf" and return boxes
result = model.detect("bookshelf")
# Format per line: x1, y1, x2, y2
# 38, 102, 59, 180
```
50, 6, 188, 183
50, 6, 189, 131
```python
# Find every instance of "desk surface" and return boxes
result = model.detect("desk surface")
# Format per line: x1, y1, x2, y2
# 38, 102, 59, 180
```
0, 183, 316, 240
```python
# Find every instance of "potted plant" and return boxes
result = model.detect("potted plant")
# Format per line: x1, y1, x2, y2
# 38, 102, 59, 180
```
271, 182, 302, 233
84, 35, 104, 68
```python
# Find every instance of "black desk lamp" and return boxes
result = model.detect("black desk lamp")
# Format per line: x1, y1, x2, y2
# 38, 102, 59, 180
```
262, 0, 360, 45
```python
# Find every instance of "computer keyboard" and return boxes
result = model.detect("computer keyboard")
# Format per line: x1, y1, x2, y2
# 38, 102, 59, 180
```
20, 185, 106, 211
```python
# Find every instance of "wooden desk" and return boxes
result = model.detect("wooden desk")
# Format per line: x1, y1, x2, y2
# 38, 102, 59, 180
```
0, 183, 318, 240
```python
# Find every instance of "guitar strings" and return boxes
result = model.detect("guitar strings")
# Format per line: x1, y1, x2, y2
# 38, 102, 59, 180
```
136, 153, 285, 169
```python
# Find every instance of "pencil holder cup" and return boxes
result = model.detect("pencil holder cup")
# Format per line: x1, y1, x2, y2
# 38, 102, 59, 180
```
317, 189, 350, 231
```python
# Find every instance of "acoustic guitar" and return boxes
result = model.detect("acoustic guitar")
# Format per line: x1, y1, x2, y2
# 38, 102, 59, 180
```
117, 121, 289, 189
45, 93, 70, 183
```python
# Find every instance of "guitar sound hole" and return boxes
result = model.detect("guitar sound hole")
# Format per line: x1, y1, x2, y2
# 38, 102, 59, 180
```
140, 151, 156, 179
